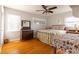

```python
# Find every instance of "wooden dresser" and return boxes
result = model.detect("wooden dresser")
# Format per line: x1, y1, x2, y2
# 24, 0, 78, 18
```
21, 30, 33, 40
21, 20, 33, 40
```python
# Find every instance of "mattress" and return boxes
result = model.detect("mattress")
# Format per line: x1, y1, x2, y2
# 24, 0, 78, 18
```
37, 29, 66, 45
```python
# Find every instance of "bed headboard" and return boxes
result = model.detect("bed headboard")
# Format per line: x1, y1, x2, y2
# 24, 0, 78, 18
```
46, 25, 65, 30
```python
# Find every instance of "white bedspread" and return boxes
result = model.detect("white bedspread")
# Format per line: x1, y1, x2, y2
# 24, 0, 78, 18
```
38, 29, 66, 35
37, 29, 79, 53
37, 29, 66, 45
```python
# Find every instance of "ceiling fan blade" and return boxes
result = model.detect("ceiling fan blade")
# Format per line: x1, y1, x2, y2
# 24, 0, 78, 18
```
48, 7, 57, 10
48, 11, 53, 13
36, 10, 44, 11
42, 11, 46, 14
42, 5, 48, 10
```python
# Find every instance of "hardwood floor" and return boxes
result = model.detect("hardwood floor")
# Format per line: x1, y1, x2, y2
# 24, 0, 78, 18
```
0, 46, 1, 53
1, 39, 55, 54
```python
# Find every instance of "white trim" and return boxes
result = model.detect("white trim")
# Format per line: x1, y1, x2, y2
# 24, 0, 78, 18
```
0, 6, 4, 45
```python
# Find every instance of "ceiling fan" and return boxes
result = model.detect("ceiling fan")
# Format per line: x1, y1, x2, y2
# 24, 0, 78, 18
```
36, 5, 57, 14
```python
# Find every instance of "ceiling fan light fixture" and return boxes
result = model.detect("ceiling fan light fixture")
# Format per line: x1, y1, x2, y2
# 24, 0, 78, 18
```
36, 5, 57, 14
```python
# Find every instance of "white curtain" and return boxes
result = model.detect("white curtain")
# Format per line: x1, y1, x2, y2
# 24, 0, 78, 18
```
6, 14, 21, 32
5, 14, 21, 41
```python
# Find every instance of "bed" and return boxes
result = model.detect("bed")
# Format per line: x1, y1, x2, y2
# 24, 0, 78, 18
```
36, 25, 79, 53
37, 25, 66, 45
37, 29, 66, 45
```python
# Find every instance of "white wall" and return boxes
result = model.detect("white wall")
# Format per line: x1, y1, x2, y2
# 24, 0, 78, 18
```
71, 6, 79, 18
4, 7, 47, 40
0, 6, 1, 31
0, 6, 2, 45
31, 17, 47, 30
0, 6, 5, 46
47, 11, 72, 26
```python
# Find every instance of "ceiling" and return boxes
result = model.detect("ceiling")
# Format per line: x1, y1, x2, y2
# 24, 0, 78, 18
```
5, 5, 72, 16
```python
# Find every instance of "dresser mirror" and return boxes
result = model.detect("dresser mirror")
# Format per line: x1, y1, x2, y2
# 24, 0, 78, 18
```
21, 20, 31, 30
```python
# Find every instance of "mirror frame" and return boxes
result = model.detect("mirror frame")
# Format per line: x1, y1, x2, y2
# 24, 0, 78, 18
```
21, 20, 31, 29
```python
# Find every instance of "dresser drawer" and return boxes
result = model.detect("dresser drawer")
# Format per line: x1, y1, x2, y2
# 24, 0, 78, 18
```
21, 30, 33, 40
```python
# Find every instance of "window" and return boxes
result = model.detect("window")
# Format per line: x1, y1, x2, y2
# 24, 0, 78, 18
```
65, 16, 79, 29
6, 14, 21, 32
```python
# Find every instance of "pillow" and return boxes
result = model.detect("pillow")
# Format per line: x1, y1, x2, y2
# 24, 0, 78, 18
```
65, 27, 76, 30
51, 25, 65, 30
